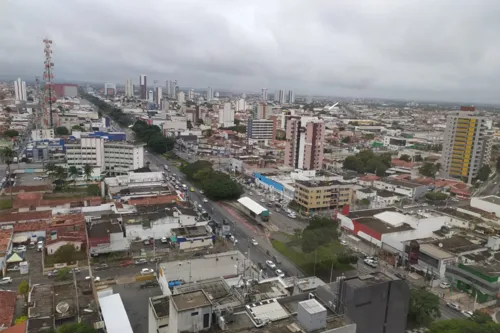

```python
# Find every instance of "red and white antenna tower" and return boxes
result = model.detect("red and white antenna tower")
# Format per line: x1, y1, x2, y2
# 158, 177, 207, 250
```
43, 38, 56, 128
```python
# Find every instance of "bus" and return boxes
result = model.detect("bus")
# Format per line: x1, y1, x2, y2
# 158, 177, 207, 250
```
237, 197, 270, 223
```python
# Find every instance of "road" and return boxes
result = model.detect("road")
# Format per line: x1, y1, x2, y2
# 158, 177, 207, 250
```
475, 173, 500, 197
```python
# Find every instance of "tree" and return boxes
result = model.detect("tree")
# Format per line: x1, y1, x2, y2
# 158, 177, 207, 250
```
407, 288, 441, 327
196, 119, 204, 126
234, 119, 241, 125
419, 162, 437, 177
425, 191, 448, 201
55, 126, 69, 136
55, 267, 71, 281
201, 172, 243, 200
56, 323, 98, 333
471, 310, 494, 324
68, 166, 79, 187
83, 164, 93, 182
0, 147, 16, 200
187, 120, 193, 130
87, 184, 100, 196
18, 280, 29, 302
399, 154, 411, 162
415, 154, 423, 162
15, 316, 27, 324
203, 129, 212, 137
4, 129, 19, 138
428, 318, 500, 333
341, 136, 351, 144
71, 125, 85, 132
343, 156, 364, 173
301, 216, 339, 253
477, 164, 491, 182
53, 244, 79, 263
45, 162, 56, 172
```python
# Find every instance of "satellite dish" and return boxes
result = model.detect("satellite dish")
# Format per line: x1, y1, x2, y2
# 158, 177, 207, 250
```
438, 243, 443, 248
56, 301, 69, 314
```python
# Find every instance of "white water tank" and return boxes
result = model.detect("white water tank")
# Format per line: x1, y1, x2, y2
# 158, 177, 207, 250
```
297, 299, 327, 332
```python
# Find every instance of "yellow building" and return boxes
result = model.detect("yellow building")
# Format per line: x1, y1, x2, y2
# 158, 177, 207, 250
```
441, 108, 492, 184
294, 180, 353, 213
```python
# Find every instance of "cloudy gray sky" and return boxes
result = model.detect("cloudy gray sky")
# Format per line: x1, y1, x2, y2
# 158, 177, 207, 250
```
1, 0, 500, 102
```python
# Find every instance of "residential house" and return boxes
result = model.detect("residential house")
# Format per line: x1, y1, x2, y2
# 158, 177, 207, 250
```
45, 214, 86, 255
373, 178, 428, 199
13, 193, 101, 213
0, 290, 17, 329
88, 216, 129, 255
0, 229, 13, 276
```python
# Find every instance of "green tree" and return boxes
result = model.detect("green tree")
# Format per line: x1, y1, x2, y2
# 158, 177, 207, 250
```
55, 126, 69, 136
343, 156, 364, 173
203, 129, 212, 137
55, 267, 71, 281
341, 136, 351, 144
181, 160, 213, 180
4, 129, 19, 138
0, 147, 16, 200
415, 154, 423, 162
419, 162, 437, 177
68, 166, 79, 188
477, 164, 491, 182
407, 288, 441, 327
45, 162, 56, 172
201, 172, 243, 200
83, 164, 93, 182
425, 191, 448, 201
56, 322, 98, 333
196, 119, 204, 126
234, 119, 240, 125
15, 316, 27, 324
496, 156, 500, 171
399, 154, 411, 162
428, 318, 500, 333
18, 280, 29, 301
471, 310, 494, 324
71, 125, 85, 132
53, 244, 78, 264
301, 216, 339, 253
87, 184, 100, 196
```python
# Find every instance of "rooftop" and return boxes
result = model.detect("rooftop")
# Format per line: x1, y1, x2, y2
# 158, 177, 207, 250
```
0, 211, 52, 224
127, 195, 177, 206
348, 207, 398, 219
419, 243, 454, 260
171, 225, 209, 238
343, 272, 393, 289
88, 220, 123, 238
480, 195, 500, 205
0, 290, 17, 328
295, 179, 343, 188
0, 228, 13, 255
430, 236, 483, 254
175, 278, 231, 303
383, 178, 424, 189
377, 190, 404, 198
354, 216, 413, 234
150, 295, 170, 318
171, 290, 212, 311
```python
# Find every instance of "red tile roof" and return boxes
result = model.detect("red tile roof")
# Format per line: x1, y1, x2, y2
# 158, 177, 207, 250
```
391, 159, 413, 168
46, 213, 86, 245
0, 211, 51, 224
9, 185, 52, 194
128, 195, 177, 206
1, 322, 26, 333
359, 175, 380, 182
0, 291, 17, 327
13, 221, 48, 233
0, 229, 13, 255
13, 193, 101, 209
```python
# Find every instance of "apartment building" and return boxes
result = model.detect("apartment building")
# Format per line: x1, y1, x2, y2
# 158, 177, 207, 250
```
294, 179, 352, 213
440, 106, 493, 184
246, 118, 276, 140
65, 137, 144, 175
284, 117, 325, 170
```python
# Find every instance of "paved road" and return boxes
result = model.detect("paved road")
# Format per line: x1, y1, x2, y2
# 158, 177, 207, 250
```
475, 173, 500, 197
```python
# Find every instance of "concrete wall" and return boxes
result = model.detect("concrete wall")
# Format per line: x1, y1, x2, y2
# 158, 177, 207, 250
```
171, 304, 212, 333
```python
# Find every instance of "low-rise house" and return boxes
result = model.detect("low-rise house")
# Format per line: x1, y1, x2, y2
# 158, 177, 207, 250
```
88, 216, 128, 255
0, 290, 17, 329
45, 214, 86, 255
0, 229, 13, 276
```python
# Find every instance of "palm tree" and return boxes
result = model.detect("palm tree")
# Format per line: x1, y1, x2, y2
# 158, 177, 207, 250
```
68, 166, 79, 188
83, 164, 93, 183
45, 162, 56, 173
0, 147, 16, 200
53, 166, 67, 189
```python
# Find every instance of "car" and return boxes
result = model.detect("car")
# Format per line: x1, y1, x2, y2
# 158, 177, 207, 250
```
161, 237, 168, 244
135, 259, 148, 265
13, 245, 26, 253
141, 268, 154, 275
260, 198, 265, 203
143, 237, 154, 245
85, 276, 100, 282
340, 240, 347, 246
95, 263, 109, 271
364, 259, 378, 268
287, 213, 296, 219
229, 235, 236, 242
190, 187, 195, 192
394, 273, 406, 280
266, 260, 276, 269
33, 176, 42, 180
140, 280, 159, 289
0, 277, 12, 285
37, 241, 44, 251
251, 239, 258, 246
275, 269, 285, 278
47, 269, 58, 278
119, 260, 134, 267
71, 268, 81, 274
199, 190, 204, 194
440, 281, 451, 289
461, 310, 473, 318
150, 257, 162, 263
446, 302, 460, 311
7, 265, 20, 272
249, 192, 254, 196
198, 204, 202, 209
203, 198, 208, 203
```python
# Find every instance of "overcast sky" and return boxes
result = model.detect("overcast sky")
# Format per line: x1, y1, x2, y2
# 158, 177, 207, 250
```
1, 0, 500, 103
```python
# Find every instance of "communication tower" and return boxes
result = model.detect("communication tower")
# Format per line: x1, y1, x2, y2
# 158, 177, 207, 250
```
43, 38, 56, 128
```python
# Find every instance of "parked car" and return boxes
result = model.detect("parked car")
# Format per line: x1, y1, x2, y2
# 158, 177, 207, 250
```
199, 190, 204, 194
0, 277, 12, 285
37, 241, 44, 252
340, 240, 347, 246
266, 260, 276, 269
364, 259, 378, 268
7, 265, 20, 272
140, 268, 154, 275
71, 268, 81, 274
287, 213, 296, 219
135, 259, 148, 265
461, 310, 473, 318
47, 270, 58, 278
13, 245, 26, 253
143, 238, 154, 245
161, 237, 168, 244
446, 302, 460, 311
119, 260, 134, 267
95, 263, 109, 271
275, 269, 285, 278
251, 239, 258, 246
150, 257, 162, 263
394, 273, 406, 280
140, 280, 159, 289
440, 281, 451, 289
203, 198, 208, 203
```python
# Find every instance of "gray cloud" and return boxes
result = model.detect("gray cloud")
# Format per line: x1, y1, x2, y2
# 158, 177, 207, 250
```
1, 0, 500, 102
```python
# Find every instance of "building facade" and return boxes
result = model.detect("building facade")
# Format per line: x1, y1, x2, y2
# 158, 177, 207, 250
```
246, 119, 276, 140
284, 118, 325, 170
125, 78, 134, 97
140, 74, 147, 99
14, 78, 27, 102
104, 83, 116, 96
441, 107, 493, 184
294, 180, 353, 213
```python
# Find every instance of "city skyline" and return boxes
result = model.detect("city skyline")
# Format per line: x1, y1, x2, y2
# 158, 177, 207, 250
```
1, 1, 500, 103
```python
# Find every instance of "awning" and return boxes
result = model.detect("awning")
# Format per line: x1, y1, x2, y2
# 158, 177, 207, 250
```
12, 234, 29, 244
7, 252, 24, 263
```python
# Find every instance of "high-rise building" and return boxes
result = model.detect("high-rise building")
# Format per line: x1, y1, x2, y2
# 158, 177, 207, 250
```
236, 98, 246, 111
14, 78, 27, 101
155, 87, 163, 106
125, 79, 134, 97
219, 102, 234, 127
256, 103, 272, 119
177, 91, 185, 104
284, 117, 325, 170
188, 89, 195, 100
287, 90, 295, 103
104, 83, 116, 96
440, 106, 493, 184
148, 90, 154, 103
207, 87, 213, 101
274, 90, 279, 102
261, 88, 268, 101
246, 118, 276, 140
139, 74, 147, 99
278, 90, 285, 104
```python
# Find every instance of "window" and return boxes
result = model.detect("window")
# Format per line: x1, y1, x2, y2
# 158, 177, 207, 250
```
191, 312, 199, 316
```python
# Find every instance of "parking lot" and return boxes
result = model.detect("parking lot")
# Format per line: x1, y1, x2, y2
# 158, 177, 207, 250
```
12, 171, 51, 187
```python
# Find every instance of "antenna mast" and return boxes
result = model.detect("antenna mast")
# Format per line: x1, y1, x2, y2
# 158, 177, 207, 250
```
43, 38, 56, 128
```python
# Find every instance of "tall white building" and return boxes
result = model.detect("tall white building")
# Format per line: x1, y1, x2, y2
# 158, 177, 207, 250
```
207, 87, 213, 101
65, 137, 145, 175
287, 90, 295, 103
440, 106, 493, 184
236, 98, 246, 111
188, 89, 195, 100
219, 102, 234, 127
277, 90, 285, 104
155, 87, 163, 106
14, 78, 27, 101
140, 74, 147, 99
125, 79, 134, 97
104, 83, 116, 96
177, 91, 185, 104
261, 88, 268, 101
148, 90, 154, 103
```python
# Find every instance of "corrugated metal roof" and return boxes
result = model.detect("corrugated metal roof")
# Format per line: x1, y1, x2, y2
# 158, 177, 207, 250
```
99, 294, 133, 333
237, 197, 267, 215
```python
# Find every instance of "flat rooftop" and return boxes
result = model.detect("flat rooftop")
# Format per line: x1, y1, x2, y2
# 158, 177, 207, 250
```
344, 272, 393, 289
171, 225, 208, 237
430, 236, 483, 254
348, 207, 398, 219
28, 284, 53, 318
150, 295, 170, 318
355, 216, 413, 234
175, 278, 230, 302
295, 179, 343, 188
385, 179, 424, 188
171, 290, 212, 311
419, 243, 454, 260
480, 195, 500, 205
